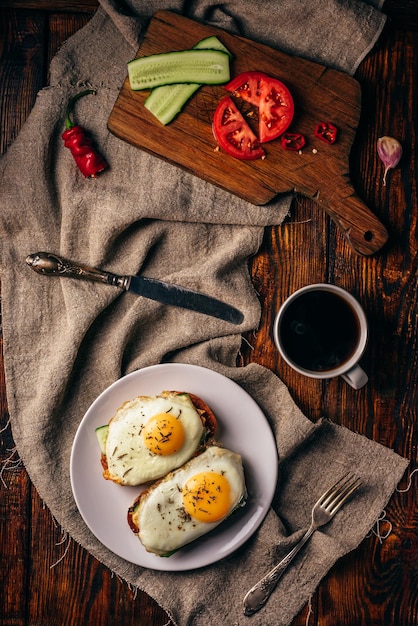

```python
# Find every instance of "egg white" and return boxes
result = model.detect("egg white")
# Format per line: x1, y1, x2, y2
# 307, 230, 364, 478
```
132, 446, 247, 556
104, 392, 204, 486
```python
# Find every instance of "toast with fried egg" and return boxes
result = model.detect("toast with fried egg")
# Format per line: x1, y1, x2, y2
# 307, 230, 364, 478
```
96, 391, 216, 486
127, 446, 247, 556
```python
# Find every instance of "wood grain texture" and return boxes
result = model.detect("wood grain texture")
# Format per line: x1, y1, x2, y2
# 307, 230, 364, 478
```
1, 3, 417, 626
2, 0, 98, 12
108, 11, 388, 256
242, 23, 418, 626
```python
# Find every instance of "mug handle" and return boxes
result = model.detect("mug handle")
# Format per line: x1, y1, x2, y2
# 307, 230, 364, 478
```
341, 364, 368, 389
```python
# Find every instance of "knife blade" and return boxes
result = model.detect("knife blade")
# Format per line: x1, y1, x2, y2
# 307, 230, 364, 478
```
26, 252, 244, 325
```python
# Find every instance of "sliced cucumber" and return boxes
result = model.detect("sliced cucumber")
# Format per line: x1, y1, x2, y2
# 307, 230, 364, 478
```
144, 83, 200, 125
144, 36, 232, 126
95, 425, 108, 455
128, 48, 230, 91
194, 35, 233, 58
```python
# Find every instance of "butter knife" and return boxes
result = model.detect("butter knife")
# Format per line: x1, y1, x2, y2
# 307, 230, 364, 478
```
26, 252, 244, 325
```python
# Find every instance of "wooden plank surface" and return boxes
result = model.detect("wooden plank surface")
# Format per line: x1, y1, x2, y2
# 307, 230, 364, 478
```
1, 3, 417, 626
2, 0, 98, 11
108, 11, 388, 256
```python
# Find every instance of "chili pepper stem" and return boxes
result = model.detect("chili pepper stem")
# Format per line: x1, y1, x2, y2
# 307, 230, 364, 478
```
65, 89, 97, 130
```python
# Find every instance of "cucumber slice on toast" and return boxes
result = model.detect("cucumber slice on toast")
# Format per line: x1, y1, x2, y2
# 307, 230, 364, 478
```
95, 425, 108, 455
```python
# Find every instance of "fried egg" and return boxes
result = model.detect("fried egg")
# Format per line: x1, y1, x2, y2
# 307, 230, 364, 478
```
101, 392, 205, 486
129, 446, 247, 556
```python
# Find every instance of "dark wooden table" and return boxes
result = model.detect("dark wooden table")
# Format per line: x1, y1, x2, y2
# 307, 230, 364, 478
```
1, 2, 417, 625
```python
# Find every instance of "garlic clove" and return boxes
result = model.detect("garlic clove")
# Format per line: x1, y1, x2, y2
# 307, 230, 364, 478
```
377, 136, 402, 186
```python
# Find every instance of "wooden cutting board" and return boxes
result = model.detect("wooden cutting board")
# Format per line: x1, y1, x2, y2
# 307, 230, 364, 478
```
108, 10, 388, 256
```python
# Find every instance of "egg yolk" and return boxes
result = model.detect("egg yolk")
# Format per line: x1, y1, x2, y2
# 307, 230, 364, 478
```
142, 413, 185, 456
182, 471, 231, 523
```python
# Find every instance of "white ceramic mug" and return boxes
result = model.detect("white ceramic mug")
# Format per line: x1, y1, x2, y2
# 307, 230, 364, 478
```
273, 284, 368, 389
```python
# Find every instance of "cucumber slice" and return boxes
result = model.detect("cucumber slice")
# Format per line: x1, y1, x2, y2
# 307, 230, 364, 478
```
194, 35, 233, 58
144, 36, 232, 126
145, 83, 200, 125
128, 49, 230, 90
95, 425, 108, 455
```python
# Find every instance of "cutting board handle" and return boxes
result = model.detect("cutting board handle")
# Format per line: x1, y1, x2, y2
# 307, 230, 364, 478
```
317, 181, 388, 256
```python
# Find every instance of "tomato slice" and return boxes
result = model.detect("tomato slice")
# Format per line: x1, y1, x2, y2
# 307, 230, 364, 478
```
212, 95, 265, 160
226, 71, 294, 143
187, 392, 217, 438
226, 71, 265, 106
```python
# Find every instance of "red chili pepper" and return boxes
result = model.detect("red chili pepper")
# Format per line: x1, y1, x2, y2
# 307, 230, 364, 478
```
314, 121, 338, 144
281, 132, 306, 151
62, 89, 108, 178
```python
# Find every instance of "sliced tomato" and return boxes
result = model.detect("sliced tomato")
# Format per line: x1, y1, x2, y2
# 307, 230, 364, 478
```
226, 71, 294, 143
212, 95, 265, 160
225, 71, 265, 106
187, 392, 217, 438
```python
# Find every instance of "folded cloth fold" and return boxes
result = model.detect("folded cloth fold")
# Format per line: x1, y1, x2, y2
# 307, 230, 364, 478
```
0, 1, 408, 625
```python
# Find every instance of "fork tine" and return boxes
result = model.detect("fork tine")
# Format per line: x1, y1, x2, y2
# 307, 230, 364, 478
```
318, 471, 354, 505
319, 473, 360, 505
325, 474, 362, 515
330, 476, 362, 514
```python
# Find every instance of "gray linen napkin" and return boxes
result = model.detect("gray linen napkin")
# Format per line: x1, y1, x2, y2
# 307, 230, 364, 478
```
0, 1, 409, 625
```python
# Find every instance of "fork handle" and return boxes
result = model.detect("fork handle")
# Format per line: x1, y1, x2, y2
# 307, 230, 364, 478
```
243, 526, 315, 616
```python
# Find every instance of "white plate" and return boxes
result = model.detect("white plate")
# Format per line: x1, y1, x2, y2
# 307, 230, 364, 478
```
70, 363, 278, 571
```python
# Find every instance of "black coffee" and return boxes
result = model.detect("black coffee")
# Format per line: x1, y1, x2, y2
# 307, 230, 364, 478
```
279, 290, 360, 372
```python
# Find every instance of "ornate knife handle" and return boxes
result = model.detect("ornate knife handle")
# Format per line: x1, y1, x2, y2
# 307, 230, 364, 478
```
25, 252, 130, 290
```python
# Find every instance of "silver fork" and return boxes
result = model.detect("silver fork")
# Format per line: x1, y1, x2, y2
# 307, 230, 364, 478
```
243, 472, 362, 616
